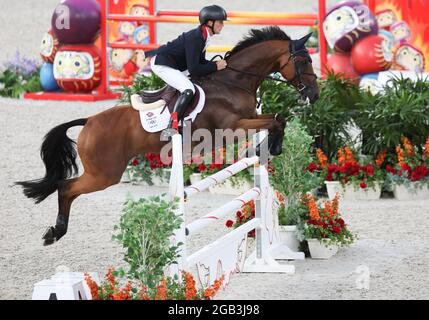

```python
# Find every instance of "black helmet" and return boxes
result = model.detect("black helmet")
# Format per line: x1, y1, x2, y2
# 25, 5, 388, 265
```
199, 5, 228, 25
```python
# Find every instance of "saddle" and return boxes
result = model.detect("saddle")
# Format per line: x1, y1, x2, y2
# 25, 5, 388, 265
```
131, 85, 200, 118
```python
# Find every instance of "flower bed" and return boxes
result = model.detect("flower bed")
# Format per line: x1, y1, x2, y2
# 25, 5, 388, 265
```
309, 146, 385, 200
386, 137, 429, 200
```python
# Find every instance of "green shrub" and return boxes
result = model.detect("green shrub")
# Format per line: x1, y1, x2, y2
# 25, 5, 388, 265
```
113, 195, 183, 288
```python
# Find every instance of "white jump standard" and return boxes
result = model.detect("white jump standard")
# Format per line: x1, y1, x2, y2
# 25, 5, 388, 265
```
168, 129, 304, 288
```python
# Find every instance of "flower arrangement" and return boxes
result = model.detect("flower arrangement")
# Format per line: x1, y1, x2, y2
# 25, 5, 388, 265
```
309, 146, 385, 190
225, 200, 256, 238
0, 51, 42, 98
84, 268, 224, 300
301, 193, 355, 247
385, 136, 429, 188
127, 152, 171, 185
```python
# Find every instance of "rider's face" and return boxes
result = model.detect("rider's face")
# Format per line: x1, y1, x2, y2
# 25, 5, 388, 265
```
208, 20, 224, 35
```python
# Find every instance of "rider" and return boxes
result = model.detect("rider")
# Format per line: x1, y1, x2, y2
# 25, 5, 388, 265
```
146, 5, 228, 136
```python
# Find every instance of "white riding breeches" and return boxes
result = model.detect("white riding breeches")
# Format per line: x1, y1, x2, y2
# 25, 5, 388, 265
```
150, 56, 195, 94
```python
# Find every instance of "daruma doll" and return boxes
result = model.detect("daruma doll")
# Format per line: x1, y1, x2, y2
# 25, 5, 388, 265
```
323, 1, 378, 53
53, 45, 101, 92
351, 35, 392, 75
40, 30, 59, 64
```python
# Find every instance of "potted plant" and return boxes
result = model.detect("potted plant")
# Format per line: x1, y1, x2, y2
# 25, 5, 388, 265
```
300, 194, 355, 259
269, 119, 322, 251
310, 146, 385, 200
386, 136, 429, 200
126, 153, 172, 187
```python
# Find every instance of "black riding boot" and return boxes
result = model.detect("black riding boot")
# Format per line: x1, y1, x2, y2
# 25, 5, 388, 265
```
161, 89, 194, 140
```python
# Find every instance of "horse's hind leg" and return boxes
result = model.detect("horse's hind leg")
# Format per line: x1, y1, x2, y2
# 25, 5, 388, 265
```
42, 173, 120, 246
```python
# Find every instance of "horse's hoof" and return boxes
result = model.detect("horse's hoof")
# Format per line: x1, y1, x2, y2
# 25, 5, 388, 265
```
42, 226, 56, 246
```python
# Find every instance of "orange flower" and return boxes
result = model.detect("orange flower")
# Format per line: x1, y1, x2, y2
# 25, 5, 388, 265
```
316, 148, 328, 168
155, 278, 168, 300
331, 193, 340, 216
84, 273, 99, 300
424, 137, 429, 158
105, 267, 116, 291
203, 275, 225, 300
304, 194, 320, 221
183, 272, 198, 300
275, 191, 285, 205
375, 150, 387, 167
396, 145, 405, 165
138, 285, 150, 300
344, 146, 356, 163
112, 282, 132, 300
401, 136, 414, 156
337, 148, 346, 166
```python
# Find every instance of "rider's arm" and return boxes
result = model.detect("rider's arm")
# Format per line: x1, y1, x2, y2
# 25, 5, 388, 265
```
185, 37, 217, 77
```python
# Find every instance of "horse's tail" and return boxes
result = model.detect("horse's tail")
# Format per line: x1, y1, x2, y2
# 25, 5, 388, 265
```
15, 118, 88, 203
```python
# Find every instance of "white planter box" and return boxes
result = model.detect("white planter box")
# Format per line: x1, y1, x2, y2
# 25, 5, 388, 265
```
130, 169, 171, 187
325, 181, 382, 200
393, 184, 429, 201
209, 179, 254, 196
279, 225, 300, 252
189, 173, 203, 185
307, 239, 339, 259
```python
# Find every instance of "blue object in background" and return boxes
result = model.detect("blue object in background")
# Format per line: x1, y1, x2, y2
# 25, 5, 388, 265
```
40, 63, 60, 92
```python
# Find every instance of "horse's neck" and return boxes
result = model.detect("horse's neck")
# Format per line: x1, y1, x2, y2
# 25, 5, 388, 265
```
221, 41, 286, 93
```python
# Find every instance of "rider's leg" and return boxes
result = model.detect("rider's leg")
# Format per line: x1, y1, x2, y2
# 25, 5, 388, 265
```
150, 57, 195, 128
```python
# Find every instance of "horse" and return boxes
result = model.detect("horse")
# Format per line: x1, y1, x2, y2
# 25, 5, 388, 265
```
16, 26, 319, 246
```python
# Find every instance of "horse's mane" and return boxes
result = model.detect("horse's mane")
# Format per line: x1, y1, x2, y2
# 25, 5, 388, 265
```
227, 26, 291, 58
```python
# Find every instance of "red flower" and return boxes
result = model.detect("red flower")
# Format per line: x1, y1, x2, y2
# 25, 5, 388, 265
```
364, 164, 375, 177
225, 220, 234, 228
198, 164, 207, 172
307, 162, 320, 173
386, 164, 397, 174
360, 181, 367, 189
332, 226, 342, 234
236, 211, 242, 218
337, 218, 345, 227
132, 159, 139, 166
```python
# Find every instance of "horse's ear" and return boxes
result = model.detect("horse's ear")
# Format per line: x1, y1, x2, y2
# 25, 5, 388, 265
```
293, 33, 313, 49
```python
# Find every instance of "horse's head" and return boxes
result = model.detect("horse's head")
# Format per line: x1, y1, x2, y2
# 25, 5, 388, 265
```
278, 33, 319, 104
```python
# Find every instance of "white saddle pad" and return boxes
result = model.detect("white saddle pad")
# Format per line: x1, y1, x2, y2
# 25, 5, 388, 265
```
139, 84, 206, 133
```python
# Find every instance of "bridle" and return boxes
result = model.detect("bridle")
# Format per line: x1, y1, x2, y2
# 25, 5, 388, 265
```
212, 41, 318, 94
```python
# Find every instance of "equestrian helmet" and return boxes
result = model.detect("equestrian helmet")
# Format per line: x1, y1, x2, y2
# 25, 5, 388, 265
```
199, 5, 228, 25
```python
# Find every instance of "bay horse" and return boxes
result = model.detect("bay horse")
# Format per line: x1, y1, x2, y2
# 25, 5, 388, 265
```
16, 26, 319, 245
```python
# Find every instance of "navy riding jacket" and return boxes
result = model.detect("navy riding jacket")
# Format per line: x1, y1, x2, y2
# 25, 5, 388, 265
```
146, 26, 217, 77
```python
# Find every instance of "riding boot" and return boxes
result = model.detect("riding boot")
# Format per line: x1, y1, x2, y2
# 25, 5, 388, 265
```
161, 89, 194, 140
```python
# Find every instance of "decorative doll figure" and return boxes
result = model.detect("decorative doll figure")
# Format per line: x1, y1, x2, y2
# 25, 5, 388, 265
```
323, 6, 359, 49
394, 44, 425, 72
53, 45, 102, 92
390, 21, 411, 44
323, 1, 378, 52
376, 9, 397, 29
109, 47, 134, 72
133, 25, 150, 44
118, 21, 137, 41
40, 30, 59, 63
129, 4, 149, 26
54, 51, 92, 79
378, 29, 395, 63
130, 4, 149, 17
